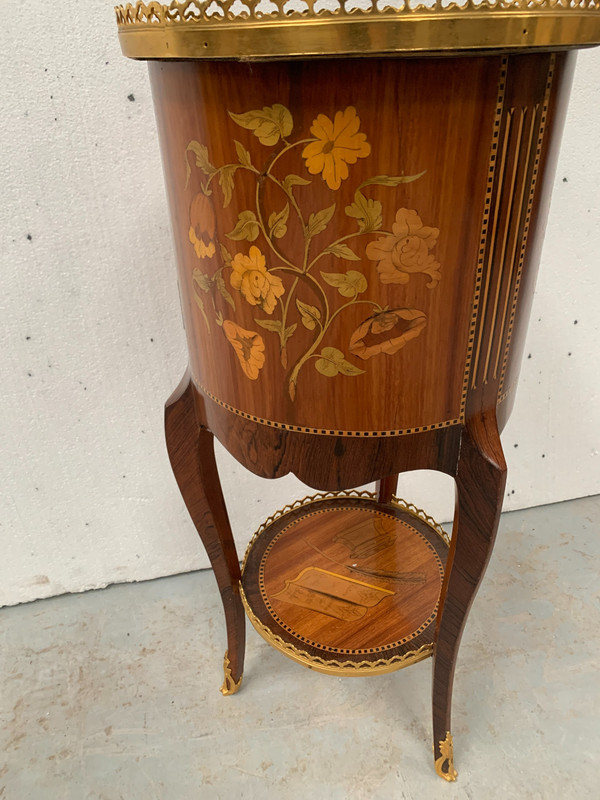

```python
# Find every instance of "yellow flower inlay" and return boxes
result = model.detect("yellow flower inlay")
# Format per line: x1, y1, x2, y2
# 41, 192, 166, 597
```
302, 107, 371, 191
223, 320, 265, 380
184, 102, 438, 399
230, 246, 284, 314
189, 227, 215, 259
189, 192, 216, 259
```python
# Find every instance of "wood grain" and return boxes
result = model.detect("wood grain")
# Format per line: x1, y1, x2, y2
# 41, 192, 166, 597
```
151, 50, 573, 450
164, 371, 245, 687
376, 474, 399, 504
432, 411, 507, 777
150, 56, 499, 435
242, 496, 448, 671
152, 48, 575, 772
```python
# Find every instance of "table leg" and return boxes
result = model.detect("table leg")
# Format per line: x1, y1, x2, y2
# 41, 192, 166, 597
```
165, 371, 246, 695
376, 474, 399, 504
432, 412, 507, 780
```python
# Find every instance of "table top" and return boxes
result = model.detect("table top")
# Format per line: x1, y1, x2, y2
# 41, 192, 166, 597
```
115, 0, 600, 61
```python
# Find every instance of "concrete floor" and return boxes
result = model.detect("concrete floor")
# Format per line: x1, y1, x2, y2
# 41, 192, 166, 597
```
2, 495, 599, 799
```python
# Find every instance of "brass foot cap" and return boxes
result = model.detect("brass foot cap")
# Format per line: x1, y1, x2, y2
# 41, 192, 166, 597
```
219, 651, 243, 696
434, 731, 458, 781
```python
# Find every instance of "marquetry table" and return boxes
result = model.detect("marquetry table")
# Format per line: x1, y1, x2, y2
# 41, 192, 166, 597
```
115, 0, 600, 781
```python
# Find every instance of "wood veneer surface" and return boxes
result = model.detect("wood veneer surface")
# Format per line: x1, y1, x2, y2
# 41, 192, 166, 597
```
151, 57, 498, 433
242, 497, 448, 666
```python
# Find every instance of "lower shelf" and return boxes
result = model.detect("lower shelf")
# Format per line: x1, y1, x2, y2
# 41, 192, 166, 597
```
241, 491, 449, 676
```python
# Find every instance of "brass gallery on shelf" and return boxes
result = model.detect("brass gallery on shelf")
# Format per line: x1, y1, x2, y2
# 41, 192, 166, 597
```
114, 0, 600, 784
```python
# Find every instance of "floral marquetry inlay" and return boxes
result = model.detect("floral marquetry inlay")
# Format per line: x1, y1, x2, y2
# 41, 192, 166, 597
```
302, 107, 371, 191
367, 208, 441, 289
185, 104, 442, 399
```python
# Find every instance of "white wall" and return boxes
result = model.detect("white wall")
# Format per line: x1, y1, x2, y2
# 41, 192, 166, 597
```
1, 3, 598, 607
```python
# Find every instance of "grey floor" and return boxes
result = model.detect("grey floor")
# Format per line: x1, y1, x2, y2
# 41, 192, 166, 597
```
2, 495, 599, 800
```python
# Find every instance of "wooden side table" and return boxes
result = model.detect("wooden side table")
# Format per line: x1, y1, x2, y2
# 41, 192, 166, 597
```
116, 1, 600, 781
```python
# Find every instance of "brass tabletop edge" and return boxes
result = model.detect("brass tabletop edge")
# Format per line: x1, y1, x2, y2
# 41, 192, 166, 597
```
115, 1, 600, 60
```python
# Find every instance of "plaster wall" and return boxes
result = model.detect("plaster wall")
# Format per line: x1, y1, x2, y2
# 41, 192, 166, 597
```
1, 2, 598, 606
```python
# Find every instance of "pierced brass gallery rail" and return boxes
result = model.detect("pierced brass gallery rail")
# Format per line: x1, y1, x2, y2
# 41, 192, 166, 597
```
241, 489, 450, 575
115, 1, 600, 61
239, 490, 449, 675
240, 582, 434, 676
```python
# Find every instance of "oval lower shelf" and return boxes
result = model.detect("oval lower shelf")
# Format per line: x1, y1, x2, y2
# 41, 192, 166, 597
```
241, 492, 449, 677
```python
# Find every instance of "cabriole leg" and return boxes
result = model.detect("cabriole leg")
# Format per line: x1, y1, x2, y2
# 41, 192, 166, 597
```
432, 412, 507, 780
164, 371, 246, 695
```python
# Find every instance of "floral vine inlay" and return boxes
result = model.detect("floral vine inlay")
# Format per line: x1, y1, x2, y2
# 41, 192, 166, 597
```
230, 246, 285, 314
223, 320, 265, 380
349, 309, 427, 360
302, 107, 371, 191
185, 104, 442, 400
188, 192, 216, 260
366, 208, 441, 288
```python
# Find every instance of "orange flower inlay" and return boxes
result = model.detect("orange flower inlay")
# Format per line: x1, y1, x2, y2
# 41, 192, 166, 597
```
302, 107, 371, 191
366, 208, 441, 288
189, 192, 216, 259
230, 246, 284, 314
223, 320, 265, 380
349, 308, 427, 360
